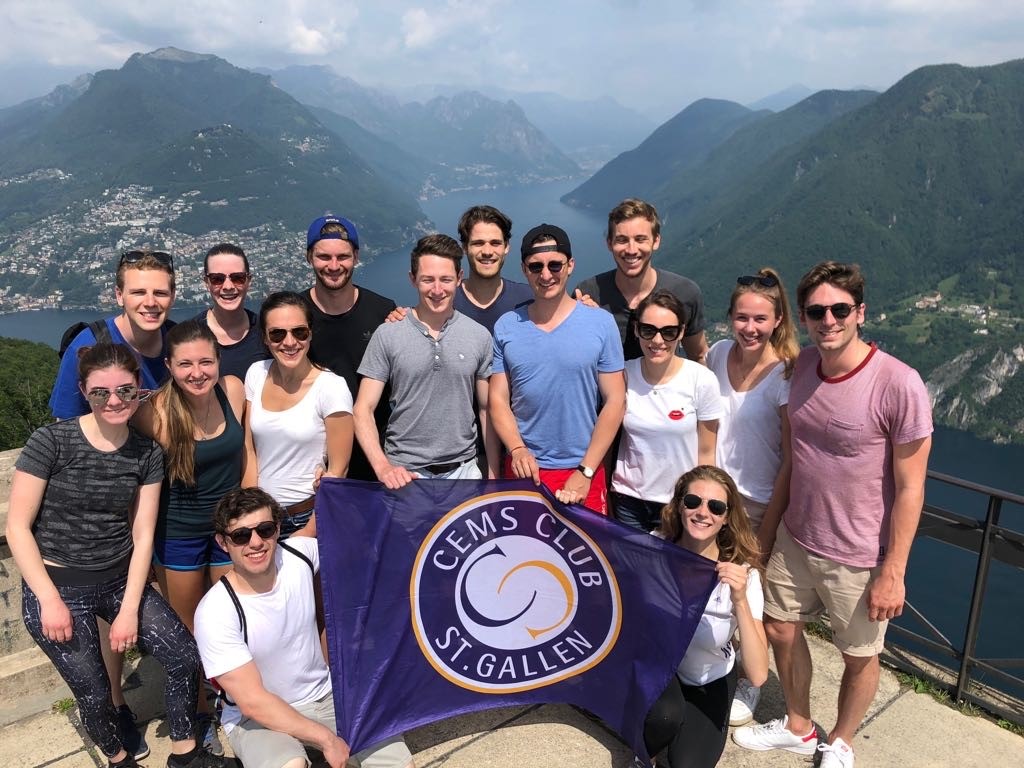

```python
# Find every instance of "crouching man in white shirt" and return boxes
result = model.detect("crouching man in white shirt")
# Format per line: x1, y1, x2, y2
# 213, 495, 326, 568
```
194, 487, 413, 768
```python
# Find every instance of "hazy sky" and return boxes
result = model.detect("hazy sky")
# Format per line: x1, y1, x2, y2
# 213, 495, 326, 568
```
1, 0, 1022, 118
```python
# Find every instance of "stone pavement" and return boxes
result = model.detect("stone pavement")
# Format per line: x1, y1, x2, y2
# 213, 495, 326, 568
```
3, 631, 1019, 768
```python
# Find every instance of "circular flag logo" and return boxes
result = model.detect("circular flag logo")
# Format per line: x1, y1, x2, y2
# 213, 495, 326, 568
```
410, 491, 621, 693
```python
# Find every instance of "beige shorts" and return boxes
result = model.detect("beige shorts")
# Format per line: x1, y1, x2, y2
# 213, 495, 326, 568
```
741, 496, 769, 532
228, 690, 414, 768
764, 525, 888, 657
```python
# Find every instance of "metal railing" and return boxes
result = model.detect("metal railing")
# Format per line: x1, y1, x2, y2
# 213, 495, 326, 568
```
884, 469, 1024, 725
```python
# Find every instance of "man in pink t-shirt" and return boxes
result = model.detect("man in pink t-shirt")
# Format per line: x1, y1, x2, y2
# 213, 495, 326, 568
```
734, 261, 932, 768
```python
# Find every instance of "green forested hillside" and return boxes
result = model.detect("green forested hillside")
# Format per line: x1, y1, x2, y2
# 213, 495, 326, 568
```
0, 337, 58, 451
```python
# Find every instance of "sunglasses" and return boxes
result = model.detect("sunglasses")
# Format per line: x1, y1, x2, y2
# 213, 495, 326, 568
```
804, 302, 858, 321
267, 326, 311, 343
636, 323, 683, 341
737, 275, 778, 288
682, 493, 728, 516
84, 384, 151, 408
223, 520, 279, 546
119, 250, 174, 269
525, 260, 568, 274
206, 272, 250, 286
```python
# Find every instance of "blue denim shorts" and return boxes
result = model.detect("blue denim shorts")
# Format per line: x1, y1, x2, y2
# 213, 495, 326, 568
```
153, 534, 232, 571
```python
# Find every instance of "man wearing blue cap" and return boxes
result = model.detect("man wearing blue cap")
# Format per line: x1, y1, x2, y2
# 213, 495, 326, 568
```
303, 215, 396, 482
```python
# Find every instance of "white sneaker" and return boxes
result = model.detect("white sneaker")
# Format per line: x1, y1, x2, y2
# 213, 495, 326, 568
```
729, 678, 761, 726
732, 715, 819, 755
818, 737, 855, 768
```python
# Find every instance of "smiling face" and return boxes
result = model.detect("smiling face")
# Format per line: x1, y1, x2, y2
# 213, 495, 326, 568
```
677, 477, 730, 550
307, 238, 358, 292
731, 291, 781, 356
204, 251, 250, 312
218, 507, 279, 581
608, 216, 660, 279
81, 365, 142, 427
168, 338, 219, 399
522, 240, 573, 301
636, 303, 683, 365
411, 253, 461, 315
264, 304, 311, 370
465, 222, 509, 280
801, 282, 865, 357
115, 268, 174, 333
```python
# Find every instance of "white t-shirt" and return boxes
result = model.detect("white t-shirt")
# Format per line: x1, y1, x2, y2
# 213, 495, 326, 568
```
194, 537, 330, 732
612, 358, 723, 503
245, 360, 353, 505
678, 566, 763, 686
707, 339, 789, 504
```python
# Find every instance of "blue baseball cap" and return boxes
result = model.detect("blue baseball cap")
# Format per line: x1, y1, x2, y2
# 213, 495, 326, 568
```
306, 215, 360, 251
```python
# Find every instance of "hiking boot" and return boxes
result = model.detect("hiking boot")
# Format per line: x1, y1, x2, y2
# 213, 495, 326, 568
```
732, 715, 819, 755
196, 712, 224, 756
818, 737, 855, 768
729, 678, 761, 726
116, 705, 150, 761
166, 746, 228, 768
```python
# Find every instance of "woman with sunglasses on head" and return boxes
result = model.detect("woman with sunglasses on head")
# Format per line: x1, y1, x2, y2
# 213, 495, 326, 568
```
611, 290, 723, 532
6, 343, 225, 768
640, 466, 768, 768
194, 243, 269, 380
243, 291, 354, 538
133, 320, 245, 756
705, 268, 798, 726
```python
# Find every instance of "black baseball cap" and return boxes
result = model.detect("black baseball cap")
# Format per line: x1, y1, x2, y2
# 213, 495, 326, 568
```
520, 223, 572, 261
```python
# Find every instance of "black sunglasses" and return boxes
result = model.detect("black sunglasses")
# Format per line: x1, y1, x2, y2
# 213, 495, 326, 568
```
223, 520, 279, 546
804, 302, 858, 321
682, 493, 728, 516
84, 384, 152, 408
636, 323, 682, 341
119, 250, 174, 269
267, 326, 312, 343
206, 272, 250, 286
737, 275, 778, 288
525, 259, 568, 274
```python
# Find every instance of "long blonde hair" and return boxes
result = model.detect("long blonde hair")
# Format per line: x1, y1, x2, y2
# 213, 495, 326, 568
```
153, 320, 219, 486
658, 465, 762, 568
728, 267, 799, 379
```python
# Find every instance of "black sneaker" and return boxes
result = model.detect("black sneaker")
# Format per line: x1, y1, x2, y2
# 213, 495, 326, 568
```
195, 712, 224, 756
116, 705, 150, 760
166, 746, 228, 768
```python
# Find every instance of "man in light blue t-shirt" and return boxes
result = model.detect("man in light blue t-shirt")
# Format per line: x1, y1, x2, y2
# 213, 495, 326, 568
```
489, 223, 625, 515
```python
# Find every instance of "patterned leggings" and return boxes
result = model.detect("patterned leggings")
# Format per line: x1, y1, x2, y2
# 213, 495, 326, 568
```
22, 576, 200, 757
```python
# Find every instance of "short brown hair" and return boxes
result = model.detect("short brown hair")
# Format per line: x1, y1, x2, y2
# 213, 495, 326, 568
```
116, 251, 176, 292
457, 205, 512, 246
634, 289, 688, 329
607, 198, 661, 241
410, 233, 463, 275
213, 487, 284, 533
796, 261, 865, 310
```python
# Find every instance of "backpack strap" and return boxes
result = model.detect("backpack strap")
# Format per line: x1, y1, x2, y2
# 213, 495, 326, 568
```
278, 539, 315, 576
88, 319, 112, 346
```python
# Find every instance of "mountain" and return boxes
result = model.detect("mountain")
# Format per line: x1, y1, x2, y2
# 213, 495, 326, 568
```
560, 99, 768, 212
262, 65, 580, 190
0, 48, 426, 247
746, 84, 816, 112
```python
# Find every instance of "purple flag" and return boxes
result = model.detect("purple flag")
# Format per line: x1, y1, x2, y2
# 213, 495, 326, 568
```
316, 477, 718, 760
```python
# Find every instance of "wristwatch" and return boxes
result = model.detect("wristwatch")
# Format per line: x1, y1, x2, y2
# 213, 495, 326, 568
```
576, 464, 595, 479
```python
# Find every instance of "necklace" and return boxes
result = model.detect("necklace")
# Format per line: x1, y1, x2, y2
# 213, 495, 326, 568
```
194, 395, 215, 441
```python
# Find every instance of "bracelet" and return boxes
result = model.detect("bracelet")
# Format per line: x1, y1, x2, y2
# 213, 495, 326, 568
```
509, 445, 527, 454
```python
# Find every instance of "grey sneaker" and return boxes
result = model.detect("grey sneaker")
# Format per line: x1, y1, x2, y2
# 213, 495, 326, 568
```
729, 678, 761, 726
116, 705, 150, 760
196, 713, 224, 756
818, 737, 855, 768
732, 715, 819, 755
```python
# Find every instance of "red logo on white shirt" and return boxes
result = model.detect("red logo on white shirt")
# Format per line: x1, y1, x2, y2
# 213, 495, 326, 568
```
668, 410, 684, 420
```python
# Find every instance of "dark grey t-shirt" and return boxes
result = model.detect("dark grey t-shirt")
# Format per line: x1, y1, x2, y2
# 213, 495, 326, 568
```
575, 268, 705, 360
17, 419, 164, 570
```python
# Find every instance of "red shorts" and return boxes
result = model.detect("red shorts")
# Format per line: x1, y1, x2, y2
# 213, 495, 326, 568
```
502, 457, 608, 515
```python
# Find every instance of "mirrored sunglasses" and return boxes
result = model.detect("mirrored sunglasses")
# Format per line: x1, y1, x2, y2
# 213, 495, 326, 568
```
223, 520, 279, 546
85, 385, 151, 408
682, 493, 728, 516
267, 326, 311, 344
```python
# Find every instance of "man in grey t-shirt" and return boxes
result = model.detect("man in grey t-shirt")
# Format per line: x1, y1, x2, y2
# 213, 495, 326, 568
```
574, 198, 708, 363
354, 234, 497, 489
